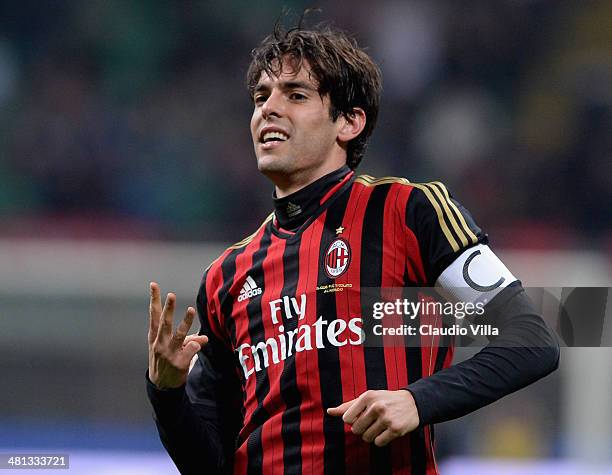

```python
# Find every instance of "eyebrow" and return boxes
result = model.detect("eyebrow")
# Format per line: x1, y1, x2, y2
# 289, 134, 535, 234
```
253, 80, 318, 95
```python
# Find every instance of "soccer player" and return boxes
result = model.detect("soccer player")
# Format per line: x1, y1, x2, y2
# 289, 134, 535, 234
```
146, 23, 559, 475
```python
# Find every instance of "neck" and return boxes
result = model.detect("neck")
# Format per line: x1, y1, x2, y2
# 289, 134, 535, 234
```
272, 159, 348, 198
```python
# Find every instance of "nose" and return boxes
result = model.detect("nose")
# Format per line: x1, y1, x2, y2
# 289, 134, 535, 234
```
261, 89, 284, 119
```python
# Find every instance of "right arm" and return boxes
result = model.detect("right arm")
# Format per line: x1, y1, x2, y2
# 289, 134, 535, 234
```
146, 280, 242, 475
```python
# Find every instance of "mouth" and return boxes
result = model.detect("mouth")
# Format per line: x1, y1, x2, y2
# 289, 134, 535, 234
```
259, 127, 290, 150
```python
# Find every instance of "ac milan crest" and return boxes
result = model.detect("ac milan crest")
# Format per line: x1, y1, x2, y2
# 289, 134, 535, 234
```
324, 238, 351, 278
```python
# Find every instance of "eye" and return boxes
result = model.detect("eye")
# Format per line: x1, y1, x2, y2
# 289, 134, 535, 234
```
253, 94, 267, 105
290, 92, 307, 101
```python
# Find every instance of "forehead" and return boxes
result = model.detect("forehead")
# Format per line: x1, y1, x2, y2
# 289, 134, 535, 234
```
255, 57, 319, 89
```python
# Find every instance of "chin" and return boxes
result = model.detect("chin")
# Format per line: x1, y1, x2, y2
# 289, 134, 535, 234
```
256, 155, 293, 175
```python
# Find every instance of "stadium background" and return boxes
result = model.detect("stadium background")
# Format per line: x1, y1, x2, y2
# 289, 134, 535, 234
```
0, 0, 610, 473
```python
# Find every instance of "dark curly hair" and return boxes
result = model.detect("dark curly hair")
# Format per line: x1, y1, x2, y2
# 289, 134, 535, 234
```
246, 21, 382, 169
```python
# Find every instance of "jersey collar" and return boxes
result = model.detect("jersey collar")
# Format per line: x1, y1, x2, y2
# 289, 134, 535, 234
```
273, 165, 353, 232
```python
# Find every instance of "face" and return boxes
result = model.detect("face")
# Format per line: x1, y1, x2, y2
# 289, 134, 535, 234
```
250, 58, 346, 189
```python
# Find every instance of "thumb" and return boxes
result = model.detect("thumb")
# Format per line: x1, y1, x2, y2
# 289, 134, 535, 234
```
327, 400, 353, 417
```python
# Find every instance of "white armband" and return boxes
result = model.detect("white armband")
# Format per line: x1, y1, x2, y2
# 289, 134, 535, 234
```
436, 244, 517, 305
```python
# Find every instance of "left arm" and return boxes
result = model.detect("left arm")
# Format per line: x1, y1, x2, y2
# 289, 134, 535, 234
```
328, 280, 559, 445
328, 281, 559, 445
328, 180, 559, 444
406, 280, 559, 426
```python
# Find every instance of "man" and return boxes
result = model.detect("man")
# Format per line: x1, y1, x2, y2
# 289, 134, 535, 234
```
147, 24, 559, 474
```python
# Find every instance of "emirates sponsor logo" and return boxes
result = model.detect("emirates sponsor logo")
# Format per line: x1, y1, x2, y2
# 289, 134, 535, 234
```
236, 292, 364, 380
324, 238, 351, 278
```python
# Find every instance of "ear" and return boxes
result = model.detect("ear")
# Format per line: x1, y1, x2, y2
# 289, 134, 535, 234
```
337, 107, 366, 144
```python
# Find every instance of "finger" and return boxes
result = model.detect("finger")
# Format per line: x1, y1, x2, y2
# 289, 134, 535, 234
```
177, 340, 205, 368
350, 407, 378, 435
327, 399, 355, 417
170, 307, 196, 349
374, 428, 399, 447
148, 282, 162, 342
183, 333, 209, 348
157, 292, 176, 340
342, 395, 369, 424
361, 419, 386, 443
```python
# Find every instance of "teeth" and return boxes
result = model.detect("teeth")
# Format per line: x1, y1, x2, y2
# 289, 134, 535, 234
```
262, 131, 288, 142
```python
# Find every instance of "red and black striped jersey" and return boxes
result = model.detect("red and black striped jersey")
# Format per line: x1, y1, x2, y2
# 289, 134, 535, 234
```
191, 171, 485, 475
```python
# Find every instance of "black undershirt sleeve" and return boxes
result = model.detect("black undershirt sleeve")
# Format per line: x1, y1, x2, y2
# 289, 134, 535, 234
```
405, 281, 560, 426
145, 273, 242, 475
146, 365, 229, 475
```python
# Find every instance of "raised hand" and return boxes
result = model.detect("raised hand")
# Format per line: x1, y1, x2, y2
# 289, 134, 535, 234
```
327, 390, 420, 447
148, 282, 209, 389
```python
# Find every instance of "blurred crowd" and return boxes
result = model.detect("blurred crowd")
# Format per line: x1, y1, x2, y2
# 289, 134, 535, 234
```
0, 0, 610, 248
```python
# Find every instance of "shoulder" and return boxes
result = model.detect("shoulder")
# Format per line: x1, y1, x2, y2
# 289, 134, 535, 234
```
355, 174, 481, 252
224, 211, 275, 252
353, 174, 413, 211
354, 174, 470, 215
354, 174, 453, 206
197, 211, 273, 309
354, 174, 411, 188
352, 174, 455, 224
354, 175, 455, 205
402, 180, 481, 252
203, 211, 274, 276
354, 174, 459, 220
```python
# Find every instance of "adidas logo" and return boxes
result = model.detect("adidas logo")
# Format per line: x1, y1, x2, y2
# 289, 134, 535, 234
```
286, 201, 302, 218
237, 276, 262, 302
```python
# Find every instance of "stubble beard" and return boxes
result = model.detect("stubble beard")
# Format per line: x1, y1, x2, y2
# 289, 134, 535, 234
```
257, 153, 299, 184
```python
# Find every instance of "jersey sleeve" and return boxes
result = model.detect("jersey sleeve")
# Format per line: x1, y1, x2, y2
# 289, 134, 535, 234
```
402, 186, 560, 425
146, 270, 242, 475
406, 282, 560, 426
405, 181, 487, 285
